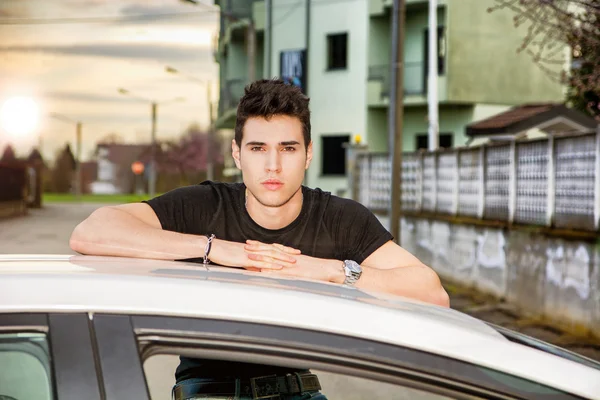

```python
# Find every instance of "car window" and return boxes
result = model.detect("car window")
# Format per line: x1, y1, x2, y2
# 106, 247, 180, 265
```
143, 354, 456, 400
133, 315, 583, 400
0, 332, 54, 400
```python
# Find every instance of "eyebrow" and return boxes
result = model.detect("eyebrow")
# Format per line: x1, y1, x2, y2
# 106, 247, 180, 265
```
245, 141, 301, 146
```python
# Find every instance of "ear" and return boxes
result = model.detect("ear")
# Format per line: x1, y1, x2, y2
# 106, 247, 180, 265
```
305, 141, 313, 170
231, 139, 242, 170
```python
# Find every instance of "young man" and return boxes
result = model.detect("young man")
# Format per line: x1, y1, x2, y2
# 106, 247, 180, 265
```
70, 79, 449, 399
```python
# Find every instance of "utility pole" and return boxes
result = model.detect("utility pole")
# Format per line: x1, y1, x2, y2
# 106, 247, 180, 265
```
75, 122, 82, 200
388, 0, 406, 244
428, 0, 439, 150
265, 0, 272, 78
150, 102, 157, 198
247, 21, 256, 82
206, 83, 215, 181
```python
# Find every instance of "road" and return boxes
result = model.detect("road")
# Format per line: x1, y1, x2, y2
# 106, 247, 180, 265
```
1, 203, 599, 399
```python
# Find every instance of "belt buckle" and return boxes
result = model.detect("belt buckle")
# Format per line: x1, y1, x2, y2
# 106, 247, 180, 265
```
250, 374, 279, 399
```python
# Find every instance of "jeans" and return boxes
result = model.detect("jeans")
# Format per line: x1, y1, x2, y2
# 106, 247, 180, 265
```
172, 378, 328, 400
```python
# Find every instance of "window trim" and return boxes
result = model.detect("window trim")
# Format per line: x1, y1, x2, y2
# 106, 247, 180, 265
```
132, 315, 582, 400
326, 32, 349, 71
93, 314, 151, 400
48, 313, 104, 400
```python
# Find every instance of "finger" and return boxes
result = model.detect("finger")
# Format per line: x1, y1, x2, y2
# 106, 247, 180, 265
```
273, 243, 301, 254
244, 247, 297, 263
246, 254, 285, 269
244, 267, 262, 272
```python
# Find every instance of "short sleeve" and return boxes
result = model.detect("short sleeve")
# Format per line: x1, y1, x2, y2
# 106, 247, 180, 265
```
142, 184, 218, 235
329, 198, 394, 264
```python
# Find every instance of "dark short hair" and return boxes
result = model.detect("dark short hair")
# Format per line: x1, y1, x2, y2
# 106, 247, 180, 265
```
235, 79, 311, 149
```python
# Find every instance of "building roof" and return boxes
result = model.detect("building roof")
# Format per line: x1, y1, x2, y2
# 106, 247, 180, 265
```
96, 143, 150, 165
466, 103, 598, 137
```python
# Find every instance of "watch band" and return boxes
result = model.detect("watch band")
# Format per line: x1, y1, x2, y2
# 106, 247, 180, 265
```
342, 260, 362, 286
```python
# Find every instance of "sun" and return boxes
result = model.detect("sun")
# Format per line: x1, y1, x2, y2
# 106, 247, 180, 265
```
0, 96, 41, 137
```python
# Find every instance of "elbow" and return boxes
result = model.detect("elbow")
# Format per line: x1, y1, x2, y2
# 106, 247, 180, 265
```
432, 286, 450, 308
69, 207, 110, 254
69, 223, 89, 254
419, 266, 450, 308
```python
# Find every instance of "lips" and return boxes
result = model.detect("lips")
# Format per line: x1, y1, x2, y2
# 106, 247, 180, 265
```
262, 179, 283, 191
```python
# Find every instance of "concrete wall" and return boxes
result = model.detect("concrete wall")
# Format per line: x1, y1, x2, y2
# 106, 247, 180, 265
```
385, 215, 600, 334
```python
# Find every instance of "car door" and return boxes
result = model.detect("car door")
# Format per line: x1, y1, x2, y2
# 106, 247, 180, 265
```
96, 313, 586, 400
0, 313, 127, 400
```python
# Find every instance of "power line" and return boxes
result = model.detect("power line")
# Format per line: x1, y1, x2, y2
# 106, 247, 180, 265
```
271, 2, 303, 28
0, 10, 218, 26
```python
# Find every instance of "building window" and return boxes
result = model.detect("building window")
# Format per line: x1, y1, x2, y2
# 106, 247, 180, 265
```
416, 133, 453, 150
327, 33, 348, 70
322, 135, 350, 175
423, 26, 446, 90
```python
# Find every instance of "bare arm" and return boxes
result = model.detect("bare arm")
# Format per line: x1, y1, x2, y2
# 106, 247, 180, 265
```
69, 203, 206, 260
70, 203, 300, 269
249, 240, 450, 307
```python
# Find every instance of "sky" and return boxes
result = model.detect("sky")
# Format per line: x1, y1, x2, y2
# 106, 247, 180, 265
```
0, 0, 219, 162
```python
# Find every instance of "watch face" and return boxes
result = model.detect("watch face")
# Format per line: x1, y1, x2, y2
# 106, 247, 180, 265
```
345, 260, 362, 274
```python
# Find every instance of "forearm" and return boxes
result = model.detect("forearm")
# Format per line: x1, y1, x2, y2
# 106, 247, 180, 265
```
70, 207, 206, 260
354, 265, 449, 307
323, 259, 449, 307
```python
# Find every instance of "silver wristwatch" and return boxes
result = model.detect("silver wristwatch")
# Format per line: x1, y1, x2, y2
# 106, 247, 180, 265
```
342, 260, 362, 286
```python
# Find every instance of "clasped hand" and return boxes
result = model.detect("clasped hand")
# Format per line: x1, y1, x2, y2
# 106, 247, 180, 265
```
209, 238, 339, 282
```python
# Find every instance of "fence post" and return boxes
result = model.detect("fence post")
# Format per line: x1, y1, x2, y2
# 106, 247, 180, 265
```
367, 153, 373, 210
478, 145, 486, 219
417, 150, 424, 212
508, 140, 517, 224
546, 136, 556, 227
595, 126, 600, 230
453, 149, 460, 215
432, 151, 438, 212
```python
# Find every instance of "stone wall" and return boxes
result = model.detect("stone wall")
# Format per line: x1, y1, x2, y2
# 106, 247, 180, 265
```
378, 215, 600, 335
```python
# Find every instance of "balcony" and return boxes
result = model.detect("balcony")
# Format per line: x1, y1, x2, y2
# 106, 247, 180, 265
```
367, 62, 426, 107
216, 78, 247, 129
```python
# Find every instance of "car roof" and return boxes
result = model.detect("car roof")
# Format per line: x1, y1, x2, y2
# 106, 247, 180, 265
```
1, 254, 599, 398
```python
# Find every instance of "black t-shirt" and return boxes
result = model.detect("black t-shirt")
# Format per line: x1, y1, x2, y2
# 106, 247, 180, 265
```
144, 181, 393, 381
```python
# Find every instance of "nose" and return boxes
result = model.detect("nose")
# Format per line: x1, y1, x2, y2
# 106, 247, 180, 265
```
265, 148, 282, 173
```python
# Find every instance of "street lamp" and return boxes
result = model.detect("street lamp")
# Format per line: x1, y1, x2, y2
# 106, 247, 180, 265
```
164, 65, 216, 181
49, 112, 83, 199
117, 88, 185, 198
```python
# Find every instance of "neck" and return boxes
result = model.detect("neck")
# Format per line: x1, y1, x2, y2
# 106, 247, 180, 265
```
245, 187, 304, 230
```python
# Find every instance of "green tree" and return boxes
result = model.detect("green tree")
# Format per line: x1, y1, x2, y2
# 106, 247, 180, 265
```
51, 144, 75, 193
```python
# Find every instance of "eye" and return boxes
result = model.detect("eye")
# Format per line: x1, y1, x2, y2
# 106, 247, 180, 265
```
250, 146, 264, 151
282, 146, 296, 152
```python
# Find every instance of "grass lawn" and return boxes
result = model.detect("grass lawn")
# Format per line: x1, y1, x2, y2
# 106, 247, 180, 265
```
43, 193, 161, 204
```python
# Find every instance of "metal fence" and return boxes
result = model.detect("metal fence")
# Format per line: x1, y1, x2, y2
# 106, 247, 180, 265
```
355, 130, 600, 231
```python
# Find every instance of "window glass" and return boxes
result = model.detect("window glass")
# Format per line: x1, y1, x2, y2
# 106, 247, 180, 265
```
0, 332, 54, 400
327, 33, 348, 70
143, 354, 456, 400
322, 135, 350, 175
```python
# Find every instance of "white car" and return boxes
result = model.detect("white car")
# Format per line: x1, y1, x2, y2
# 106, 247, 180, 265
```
0, 254, 599, 400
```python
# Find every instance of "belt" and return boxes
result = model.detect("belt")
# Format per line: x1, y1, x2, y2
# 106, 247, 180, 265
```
174, 373, 322, 399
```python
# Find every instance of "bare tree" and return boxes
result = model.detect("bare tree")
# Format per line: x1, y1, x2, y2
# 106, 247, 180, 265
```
489, 0, 600, 119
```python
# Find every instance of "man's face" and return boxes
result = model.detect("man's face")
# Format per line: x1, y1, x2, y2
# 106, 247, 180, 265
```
232, 115, 313, 208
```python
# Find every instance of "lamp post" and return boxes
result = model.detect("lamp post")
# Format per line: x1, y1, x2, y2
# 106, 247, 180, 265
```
165, 65, 216, 181
49, 112, 83, 199
117, 88, 184, 198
